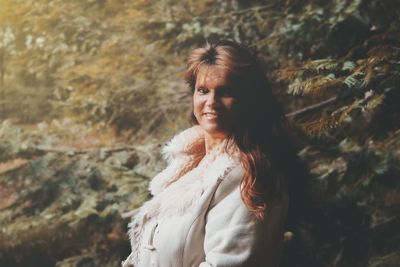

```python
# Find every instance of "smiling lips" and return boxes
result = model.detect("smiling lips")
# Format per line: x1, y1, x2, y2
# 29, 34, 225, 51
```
204, 111, 220, 120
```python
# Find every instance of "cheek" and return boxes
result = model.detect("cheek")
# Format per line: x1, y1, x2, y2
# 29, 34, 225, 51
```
222, 98, 236, 112
192, 95, 202, 117
224, 99, 239, 124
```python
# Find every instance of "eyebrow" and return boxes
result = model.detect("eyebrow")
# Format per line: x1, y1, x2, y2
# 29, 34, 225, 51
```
195, 84, 232, 90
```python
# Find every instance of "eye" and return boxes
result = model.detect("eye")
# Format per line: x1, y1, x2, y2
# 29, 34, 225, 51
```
218, 87, 235, 97
196, 87, 208, 94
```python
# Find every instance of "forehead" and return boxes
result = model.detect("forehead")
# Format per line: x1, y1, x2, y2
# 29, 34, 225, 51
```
195, 65, 231, 88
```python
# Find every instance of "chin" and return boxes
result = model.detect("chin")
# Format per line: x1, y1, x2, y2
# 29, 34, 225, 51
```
201, 125, 229, 137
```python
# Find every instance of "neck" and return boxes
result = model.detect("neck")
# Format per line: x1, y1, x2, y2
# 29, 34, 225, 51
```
204, 132, 227, 154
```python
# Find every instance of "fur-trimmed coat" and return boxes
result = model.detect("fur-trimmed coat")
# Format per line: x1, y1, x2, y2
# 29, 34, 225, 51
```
122, 126, 288, 267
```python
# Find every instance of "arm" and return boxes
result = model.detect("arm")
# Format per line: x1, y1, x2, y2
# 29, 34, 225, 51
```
200, 171, 288, 267
199, 190, 256, 267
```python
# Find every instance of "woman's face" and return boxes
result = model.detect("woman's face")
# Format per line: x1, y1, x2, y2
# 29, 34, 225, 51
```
193, 65, 237, 139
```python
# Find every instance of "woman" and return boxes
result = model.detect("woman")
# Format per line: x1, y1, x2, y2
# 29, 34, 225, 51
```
122, 40, 304, 267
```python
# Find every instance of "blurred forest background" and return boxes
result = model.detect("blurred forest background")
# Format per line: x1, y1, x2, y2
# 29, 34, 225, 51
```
0, 0, 399, 266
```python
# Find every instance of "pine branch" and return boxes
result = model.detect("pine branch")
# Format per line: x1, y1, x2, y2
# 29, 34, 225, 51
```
31, 145, 137, 155
285, 96, 338, 117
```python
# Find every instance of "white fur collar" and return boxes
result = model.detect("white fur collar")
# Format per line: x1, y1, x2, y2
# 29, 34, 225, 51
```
162, 125, 206, 160
149, 125, 205, 196
149, 125, 240, 196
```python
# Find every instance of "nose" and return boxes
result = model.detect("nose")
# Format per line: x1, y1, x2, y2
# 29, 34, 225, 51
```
205, 91, 219, 108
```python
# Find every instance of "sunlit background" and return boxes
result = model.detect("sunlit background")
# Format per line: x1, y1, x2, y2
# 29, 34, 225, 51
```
0, 0, 399, 266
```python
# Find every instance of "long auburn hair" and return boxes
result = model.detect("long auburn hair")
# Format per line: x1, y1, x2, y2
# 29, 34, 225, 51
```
184, 40, 308, 221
